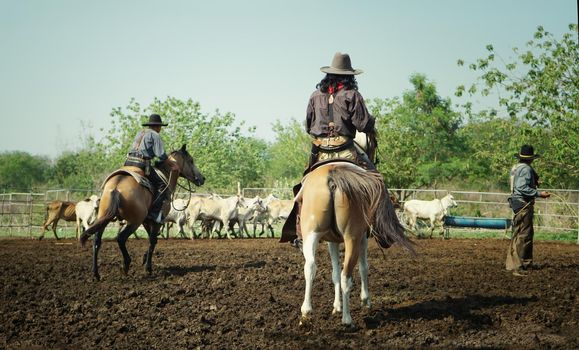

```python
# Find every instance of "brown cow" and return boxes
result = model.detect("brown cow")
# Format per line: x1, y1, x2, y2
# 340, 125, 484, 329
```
39, 200, 77, 240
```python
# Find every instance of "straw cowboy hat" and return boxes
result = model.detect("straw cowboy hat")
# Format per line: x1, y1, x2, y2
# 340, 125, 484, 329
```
320, 52, 363, 75
514, 144, 541, 160
142, 114, 168, 127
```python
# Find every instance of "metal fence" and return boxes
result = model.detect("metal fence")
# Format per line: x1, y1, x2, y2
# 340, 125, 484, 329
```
1, 188, 577, 242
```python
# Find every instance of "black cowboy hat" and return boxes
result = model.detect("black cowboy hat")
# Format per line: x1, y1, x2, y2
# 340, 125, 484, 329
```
320, 52, 363, 75
514, 144, 541, 160
142, 114, 168, 127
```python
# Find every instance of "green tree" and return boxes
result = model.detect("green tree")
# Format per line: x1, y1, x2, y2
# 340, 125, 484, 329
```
103, 97, 267, 193
266, 119, 311, 187
370, 74, 464, 189
0, 151, 51, 191
457, 24, 579, 188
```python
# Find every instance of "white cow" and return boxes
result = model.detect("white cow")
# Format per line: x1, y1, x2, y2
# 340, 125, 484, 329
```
75, 195, 100, 239
187, 195, 243, 239
231, 196, 267, 238
403, 194, 458, 238
162, 198, 189, 239
252, 194, 293, 237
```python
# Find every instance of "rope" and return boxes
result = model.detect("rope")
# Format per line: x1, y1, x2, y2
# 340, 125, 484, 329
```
549, 192, 579, 218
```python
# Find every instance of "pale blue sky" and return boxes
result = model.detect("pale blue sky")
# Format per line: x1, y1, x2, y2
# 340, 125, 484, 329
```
1, 0, 576, 157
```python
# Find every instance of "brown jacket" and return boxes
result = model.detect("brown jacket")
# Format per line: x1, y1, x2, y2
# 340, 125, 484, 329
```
306, 88, 375, 138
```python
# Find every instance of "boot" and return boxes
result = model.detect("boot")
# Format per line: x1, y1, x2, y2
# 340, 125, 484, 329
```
147, 191, 168, 224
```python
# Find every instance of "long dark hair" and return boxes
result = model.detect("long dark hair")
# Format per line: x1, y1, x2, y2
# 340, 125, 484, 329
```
316, 74, 358, 93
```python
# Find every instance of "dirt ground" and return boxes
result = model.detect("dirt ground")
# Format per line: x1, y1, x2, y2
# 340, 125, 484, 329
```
1, 236, 577, 349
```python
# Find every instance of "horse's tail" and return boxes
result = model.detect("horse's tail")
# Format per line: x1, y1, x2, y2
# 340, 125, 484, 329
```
329, 166, 415, 254
80, 189, 120, 248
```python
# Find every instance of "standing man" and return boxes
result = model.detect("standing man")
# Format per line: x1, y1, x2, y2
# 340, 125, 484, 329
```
506, 145, 550, 276
124, 114, 178, 223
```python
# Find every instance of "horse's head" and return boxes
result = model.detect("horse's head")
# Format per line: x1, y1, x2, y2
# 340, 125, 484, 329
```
354, 131, 378, 164
169, 144, 205, 186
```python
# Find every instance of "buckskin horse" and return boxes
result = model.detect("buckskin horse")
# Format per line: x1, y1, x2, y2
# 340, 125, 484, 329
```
298, 158, 415, 326
80, 145, 204, 281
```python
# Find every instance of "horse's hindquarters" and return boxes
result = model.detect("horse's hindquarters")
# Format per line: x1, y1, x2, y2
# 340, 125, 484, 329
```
300, 166, 336, 241
101, 176, 151, 224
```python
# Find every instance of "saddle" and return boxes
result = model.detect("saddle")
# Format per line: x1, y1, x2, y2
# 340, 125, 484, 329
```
102, 166, 154, 193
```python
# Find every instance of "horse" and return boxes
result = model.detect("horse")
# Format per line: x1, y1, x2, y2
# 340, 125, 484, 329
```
80, 145, 204, 281
298, 162, 415, 326
403, 193, 458, 238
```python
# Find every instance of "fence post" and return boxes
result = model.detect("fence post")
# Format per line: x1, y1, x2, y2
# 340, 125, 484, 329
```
28, 193, 32, 237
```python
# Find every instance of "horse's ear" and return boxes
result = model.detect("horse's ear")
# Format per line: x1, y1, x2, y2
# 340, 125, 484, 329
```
180, 144, 187, 152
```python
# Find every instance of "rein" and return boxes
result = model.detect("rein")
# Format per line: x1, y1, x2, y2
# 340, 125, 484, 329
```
153, 151, 196, 212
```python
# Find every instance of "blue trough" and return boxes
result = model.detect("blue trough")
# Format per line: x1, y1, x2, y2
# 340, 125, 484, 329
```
443, 216, 512, 238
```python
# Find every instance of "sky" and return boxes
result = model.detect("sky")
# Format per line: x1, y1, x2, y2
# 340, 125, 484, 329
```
0, 0, 576, 158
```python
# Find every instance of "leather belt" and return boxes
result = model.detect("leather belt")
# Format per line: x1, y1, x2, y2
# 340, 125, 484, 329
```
312, 135, 351, 148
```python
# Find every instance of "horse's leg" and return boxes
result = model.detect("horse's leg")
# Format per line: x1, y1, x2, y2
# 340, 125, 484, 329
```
300, 232, 320, 325
358, 234, 371, 308
328, 241, 342, 315
92, 230, 105, 281
117, 224, 139, 275
143, 223, 160, 275
341, 236, 361, 325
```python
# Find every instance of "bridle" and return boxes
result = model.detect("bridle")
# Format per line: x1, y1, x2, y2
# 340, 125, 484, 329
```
167, 150, 199, 212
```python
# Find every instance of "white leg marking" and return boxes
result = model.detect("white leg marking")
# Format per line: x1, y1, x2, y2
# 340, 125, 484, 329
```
358, 235, 371, 308
328, 242, 342, 314
341, 272, 353, 325
301, 233, 319, 319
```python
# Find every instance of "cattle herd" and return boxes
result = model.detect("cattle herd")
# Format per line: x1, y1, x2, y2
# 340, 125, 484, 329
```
39, 192, 458, 240
39, 193, 295, 240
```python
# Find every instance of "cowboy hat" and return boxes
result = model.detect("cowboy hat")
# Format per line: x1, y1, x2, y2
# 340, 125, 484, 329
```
514, 144, 541, 160
320, 52, 363, 75
142, 114, 168, 127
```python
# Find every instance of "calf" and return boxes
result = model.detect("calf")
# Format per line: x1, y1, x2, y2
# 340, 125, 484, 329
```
403, 194, 458, 238
39, 200, 77, 240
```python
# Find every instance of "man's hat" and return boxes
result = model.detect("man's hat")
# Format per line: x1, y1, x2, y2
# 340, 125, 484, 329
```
320, 52, 363, 75
514, 144, 540, 160
142, 114, 168, 127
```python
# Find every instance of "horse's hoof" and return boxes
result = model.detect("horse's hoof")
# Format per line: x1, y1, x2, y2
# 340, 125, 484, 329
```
122, 261, 131, 275
361, 298, 371, 308
332, 307, 341, 315
299, 316, 309, 327
93, 274, 101, 282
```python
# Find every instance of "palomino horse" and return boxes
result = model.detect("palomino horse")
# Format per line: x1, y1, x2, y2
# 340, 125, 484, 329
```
298, 162, 414, 326
80, 145, 204, 281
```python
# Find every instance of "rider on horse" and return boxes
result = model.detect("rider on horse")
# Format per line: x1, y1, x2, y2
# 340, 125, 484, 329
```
124, 114, 179, 223
281, 52, 378, 245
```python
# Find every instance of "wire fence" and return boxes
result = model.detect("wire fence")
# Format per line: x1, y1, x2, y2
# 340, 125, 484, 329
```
1, 188, 577, 242
390, 188, 579, 242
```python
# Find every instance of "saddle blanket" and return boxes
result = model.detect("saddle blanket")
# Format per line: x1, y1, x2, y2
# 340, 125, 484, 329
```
102, 166, 154, 193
